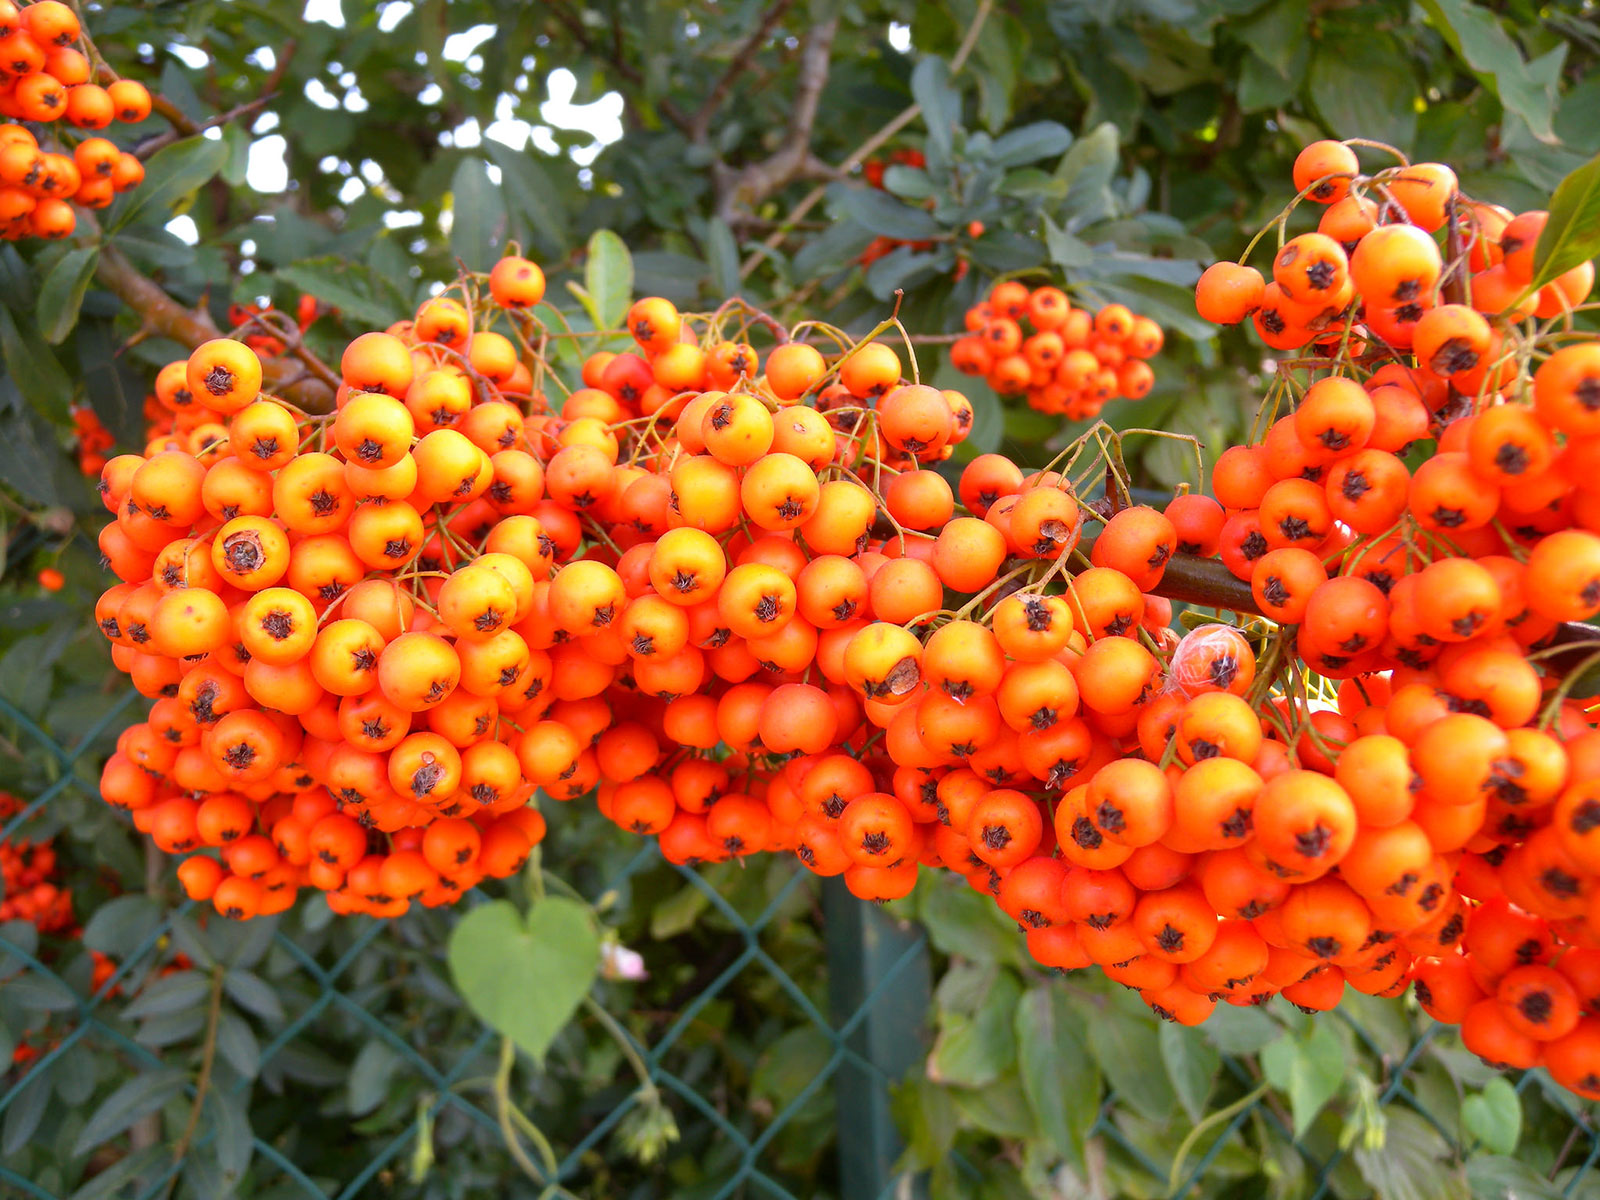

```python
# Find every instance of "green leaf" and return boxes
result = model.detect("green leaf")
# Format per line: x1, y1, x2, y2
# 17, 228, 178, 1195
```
347, 1040, 402, 1117
448, 157, 507, 272
584, 229, 634, 331
222, 968, 284, 1023
1159, 1021, 1219, 1122
1465, 1155, 1560, 1200
1530, 151, 1600, 292
917, 878, 1026, 967
69, 1146, 168, 1200
483, 139, 569, 256
448, 897, 601, 1063
1083, 1004, 1175, 1122
122, 970, 210, 1020
651, 885, 710, 939
1420, 0, 1561, 143
883, 165, 935, 200
752, 1027, 833, 1108
991, 121, 1073, 168
209, 1087, 253, 1182
73, 1069, 187, 1156
706, 216, 740, 299
215, 1011, 261, 1080
1353, 1108, 1467, 1200
928, 969, 1020, 1088
1461, 1077, 1520, 1155
2, 1070, 51, 1155
0, 305, 73, 415
1260, 1022, 1345, 1139
1056, 123, 1118, 203
950, 1070, 1037, 1139
82, 895, 163, 956
913, 56, 961, 160
37, 248, 99, 345
830, 183, 944, 241
276, 259, 399, 329
107, 133, 228, 233
865, 246, 949, 300
1307, 34, 1417, 151
1014, 986, 1099, 1166
1042, 215, 1092, 269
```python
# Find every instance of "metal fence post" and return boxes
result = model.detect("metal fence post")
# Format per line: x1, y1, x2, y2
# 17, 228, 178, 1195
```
823, 877, 932, 1200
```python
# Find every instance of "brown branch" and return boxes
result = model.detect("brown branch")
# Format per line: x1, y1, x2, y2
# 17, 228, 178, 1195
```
712, 16, 838, 223
738, 0, 994, 278
92, 242, 336, 414
689, 0, 798, 143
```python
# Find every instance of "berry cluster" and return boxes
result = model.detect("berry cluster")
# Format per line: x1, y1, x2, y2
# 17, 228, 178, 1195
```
0, 0, 151, 240
948, 281, 1162, 416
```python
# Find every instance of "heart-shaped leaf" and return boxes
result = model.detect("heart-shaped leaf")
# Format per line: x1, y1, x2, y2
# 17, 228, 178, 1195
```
447, 897, 601, 1063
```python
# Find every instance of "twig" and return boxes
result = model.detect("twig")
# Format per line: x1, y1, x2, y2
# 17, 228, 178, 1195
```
737, 0, 994, 278
712, 16, 839, 222
689, 0, 798, 143
136, 94, 279, 160
162, 968, 225, 1196
545, 0, 691, 133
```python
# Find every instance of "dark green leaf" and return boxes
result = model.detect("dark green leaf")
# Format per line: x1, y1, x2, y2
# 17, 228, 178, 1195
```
1465, 1155, 1559, 1200
448, 157, 506, 272
884, 166, 935, 200
483, 139, 569, 256
1352, 1108, 1467, 1200
751, 1027, 833, 1108
1260, 1022, 1344, 1139
584, 230, 634, 331
107, 134, 229, 233
69, 1145, 168, 1200
928, 969, 1020, 1088
1308, 35, 1417, 150
209, 1087, 253, 1182
0, 305, 73, 415
1014, 986, 1098, 1166
706, 217, 740, 299
77, 319, 145, 447
913, 57, 962, 160
1420, 0, 1560, 143
1530, 151, 1600, 292
447, 897, 600, 1063
123, 970, 210, 1020
37, 248, 100, 345
650, 885, 709, 940
866, 246, 949, 300
215, 1011, 261, 1080
73, 1069, 187, 1156
917, 878, 1026, 967
3, 1070, 52, 1155
949, 1070, 1036, 1139
1460, 1077, 1520, 1155
82, 896, 163, 957
1082, 1004, 1175, 1122
277, 260, 399, 329
1042, 216, 1092, 269
347, 1040, 402, 1117
991, 121, 1073, 168
222, 969, 284, 1024
830, 183, 944, 241
1159, 1021, 1219, 1122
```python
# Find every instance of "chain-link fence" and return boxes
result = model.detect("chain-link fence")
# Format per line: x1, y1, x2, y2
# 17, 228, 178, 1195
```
3, 686, 1599, 1200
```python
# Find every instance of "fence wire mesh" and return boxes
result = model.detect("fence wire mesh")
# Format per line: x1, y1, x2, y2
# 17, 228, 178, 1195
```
1, 686, 1598, 1200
